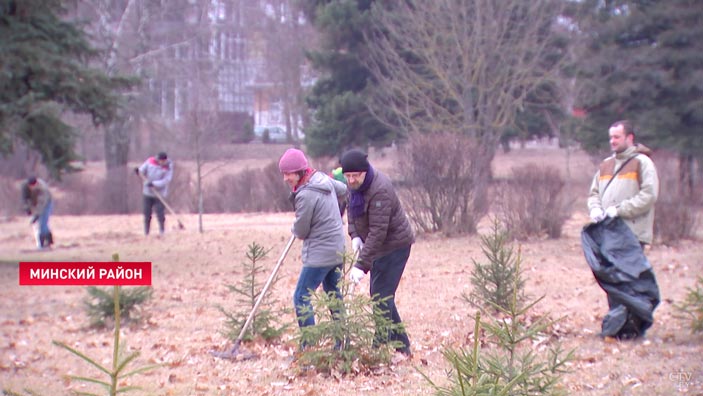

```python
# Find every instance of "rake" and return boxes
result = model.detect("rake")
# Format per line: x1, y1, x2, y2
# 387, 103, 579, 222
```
137, 173, 185, 230
211, 234, 296, 360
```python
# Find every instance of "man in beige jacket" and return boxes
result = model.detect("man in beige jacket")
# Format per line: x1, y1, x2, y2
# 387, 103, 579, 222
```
588, 120, 659, 246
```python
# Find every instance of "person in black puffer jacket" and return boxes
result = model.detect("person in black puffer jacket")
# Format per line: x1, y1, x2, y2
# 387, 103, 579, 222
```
341, 149, 415, 358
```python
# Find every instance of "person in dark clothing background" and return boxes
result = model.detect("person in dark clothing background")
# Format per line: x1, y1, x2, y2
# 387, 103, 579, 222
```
21, 177, 54, 249
135, 151, 173, 236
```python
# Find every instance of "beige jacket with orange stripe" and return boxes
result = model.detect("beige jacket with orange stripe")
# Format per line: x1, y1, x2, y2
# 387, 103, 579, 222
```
588, 144, 659, 244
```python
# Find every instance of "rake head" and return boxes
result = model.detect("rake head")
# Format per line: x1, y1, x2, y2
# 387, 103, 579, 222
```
209, 341, 257, 361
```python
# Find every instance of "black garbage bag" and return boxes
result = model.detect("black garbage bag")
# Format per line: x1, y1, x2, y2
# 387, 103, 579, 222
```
581, 217, 660, 339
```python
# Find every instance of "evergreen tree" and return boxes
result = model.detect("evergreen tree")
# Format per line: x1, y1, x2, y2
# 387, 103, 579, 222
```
218, 242, 289, 343
302, 0, 396, 157
0, 0, 134, 178
575, 0, 703, 164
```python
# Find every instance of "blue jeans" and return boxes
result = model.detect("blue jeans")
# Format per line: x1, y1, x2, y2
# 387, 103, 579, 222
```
39, 200, 53, 235
294, 264, 343, 328
369, 245, 412, 352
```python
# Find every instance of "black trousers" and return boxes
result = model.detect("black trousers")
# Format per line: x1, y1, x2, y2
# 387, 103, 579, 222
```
143, 195, 165, 234
369, 245, 412, 352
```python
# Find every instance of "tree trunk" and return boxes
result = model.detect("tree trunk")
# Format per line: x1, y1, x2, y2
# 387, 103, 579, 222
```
678, 153, 694, 200
104, 119, 131, 213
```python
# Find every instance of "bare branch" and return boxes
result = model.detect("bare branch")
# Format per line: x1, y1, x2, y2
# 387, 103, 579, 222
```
363, 0, 566, 154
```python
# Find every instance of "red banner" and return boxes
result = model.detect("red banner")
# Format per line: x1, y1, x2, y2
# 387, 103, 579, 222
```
19, 262, 152, 286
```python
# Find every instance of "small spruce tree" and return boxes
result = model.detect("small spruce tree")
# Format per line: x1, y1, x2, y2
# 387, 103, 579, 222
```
294, 252, 404, 374
55, 253, 159, 395
84, 286, 153, 328
424, 261, 574, 395
674, 276, 703, 334
464, 218, 525, 312
218, 242, 289, 343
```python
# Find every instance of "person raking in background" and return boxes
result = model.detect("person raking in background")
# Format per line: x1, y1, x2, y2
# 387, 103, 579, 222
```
135, 151, 173, 236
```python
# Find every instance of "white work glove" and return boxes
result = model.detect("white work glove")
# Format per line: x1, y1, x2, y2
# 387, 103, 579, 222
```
351, 237, 364, 254
589, 208, 605, 223
605, 206, 618, 218
349, 267, 366, 284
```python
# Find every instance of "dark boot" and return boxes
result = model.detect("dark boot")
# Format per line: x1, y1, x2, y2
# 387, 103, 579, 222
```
39, 233, 50, 248
47, 232, 54, 246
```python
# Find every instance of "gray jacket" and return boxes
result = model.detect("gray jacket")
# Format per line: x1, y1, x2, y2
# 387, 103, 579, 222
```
291, 171, 348, 268
138, 157, 174, 197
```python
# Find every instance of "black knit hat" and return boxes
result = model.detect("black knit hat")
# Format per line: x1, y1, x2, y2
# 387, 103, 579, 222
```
157, 151, 168, 160
340, 149, 370, 173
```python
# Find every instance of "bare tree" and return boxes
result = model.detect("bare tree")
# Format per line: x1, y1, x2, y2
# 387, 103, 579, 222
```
180, 30, 230, 233
70, 0, 165, 213
171, 0, 262, 231
257, 0, 316, 141
363, 0, 567, 178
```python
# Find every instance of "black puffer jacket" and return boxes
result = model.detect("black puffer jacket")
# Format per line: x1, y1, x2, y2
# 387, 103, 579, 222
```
348, 169, 415, 272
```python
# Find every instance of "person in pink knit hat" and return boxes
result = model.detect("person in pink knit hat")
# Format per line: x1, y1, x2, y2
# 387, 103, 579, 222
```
278, 148, 348, 350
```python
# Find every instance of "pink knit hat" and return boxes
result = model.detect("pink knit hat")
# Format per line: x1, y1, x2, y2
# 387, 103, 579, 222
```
278, 148, 308, 173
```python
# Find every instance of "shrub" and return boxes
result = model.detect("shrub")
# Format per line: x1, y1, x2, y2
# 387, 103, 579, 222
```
84, 286, 153, 328
165, 162, 195, 214
241, 120, 254, 143
674, 276, 703, 334
398, 132, 490, 235
58, 162, 192, 215
294, 253, 404, 375
495, 164, 572, 240
649, 152, 699, 245
260, 161, 295, 212
0, 176, 21, 220
204, 162, 291, 213
98, 167, 142, 214
464, 218, 525, 312
59, 170, 140, 215
654, 198, 698, 245
218, 242, 290, 343
55, 173, 106, 215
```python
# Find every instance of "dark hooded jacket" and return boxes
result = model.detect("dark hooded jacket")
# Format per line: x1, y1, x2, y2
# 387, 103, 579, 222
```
348, 169, 415, 272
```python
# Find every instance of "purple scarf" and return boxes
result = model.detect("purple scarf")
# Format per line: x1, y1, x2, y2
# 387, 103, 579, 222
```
348, 166, 375, 219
